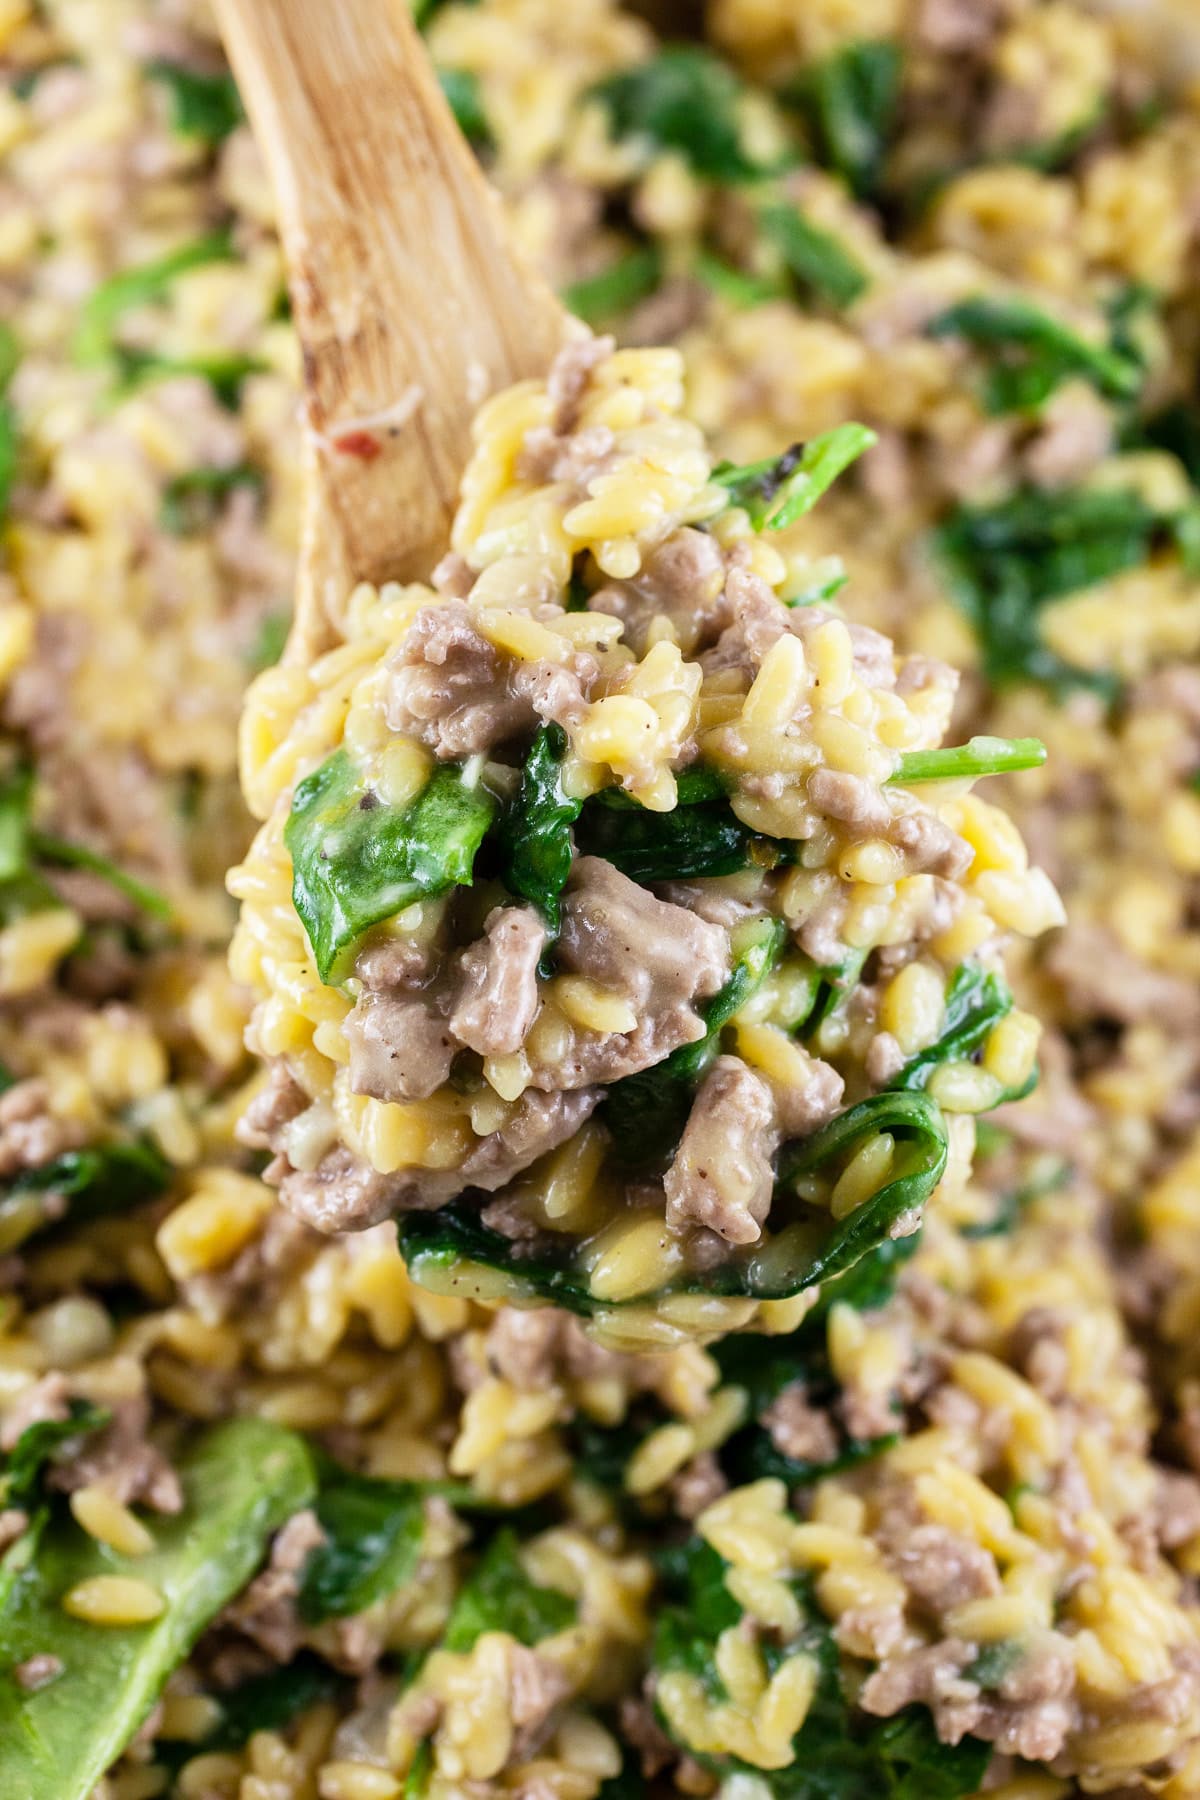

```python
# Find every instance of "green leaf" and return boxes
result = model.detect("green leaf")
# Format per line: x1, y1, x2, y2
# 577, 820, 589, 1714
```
285, 749, 496, 985
109, 346, 265, 408
760, 205, 867, 307
0, 324, 18, 393
0, 1418, 316, 1800
892, 735, 1046, 783
0, 1403, 109, 1513
888, 964, 1013, 1093
654, 1532, 990, 1799
146, 61, 244, 141
716, 1334, 896, 1491
785, 561, 848, 606
1135, 400, 1200, 485
32, 833, 173, 922
0, 1140, 173, 1254
928, 294, 1143, 416
961, 1154, 1070, 1240
299, 1465, 427, 1624
932, 484, 1164, 697
0, 764, 35, 884
438, 67, 491, 146
413, 0, 480, 27
0, 764, 170, 932
575, 793, 758, 884
497, 724, 582, 933
443, 1529, 575, 1653
403, 1738, 434, 1799
783, 40, 902, 198
0, 403, 15, 523
590, 47, 780, 183
965, 1639, 1024, 1690
694, 249, 787, 310
160, 463, 263, 535
247, 609, 291, 672
188, 1653, 348, 1757
402, 1085, 948, 1313
772, 1090, 949, 1292
563, 246, 663, 327
72, 233, 237, 368
713, 423, 876, 530
605, 916, 787, 1167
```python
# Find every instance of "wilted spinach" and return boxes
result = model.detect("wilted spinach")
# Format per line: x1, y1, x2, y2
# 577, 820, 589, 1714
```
712, 423, 876, 530
782, 40, 902, 198
146, 61, 244, 141
928, 293, 1145, 415
443, 1528, 575, 1652
760, 205, 867, 308
932, 483, 1173, 696
285, 748, 496, 984
590, 47, 783, 182
654, 1534, 990, 1798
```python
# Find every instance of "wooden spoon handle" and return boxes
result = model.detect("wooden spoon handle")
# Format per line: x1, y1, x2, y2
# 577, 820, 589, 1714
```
213, 0, 569, 651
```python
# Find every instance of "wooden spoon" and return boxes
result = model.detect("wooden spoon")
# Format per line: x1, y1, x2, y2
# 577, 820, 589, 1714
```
212, 0, 571, 660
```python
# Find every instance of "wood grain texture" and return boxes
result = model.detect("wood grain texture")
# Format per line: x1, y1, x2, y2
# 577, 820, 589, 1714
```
213, 0, 570, 656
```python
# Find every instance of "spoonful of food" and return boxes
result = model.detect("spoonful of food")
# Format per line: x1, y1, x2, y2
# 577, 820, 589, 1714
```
213, 0, 569, 660
223, 0, 1059, 1352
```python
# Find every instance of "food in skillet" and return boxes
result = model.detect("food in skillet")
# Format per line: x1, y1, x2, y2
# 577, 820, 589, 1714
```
232, 336, 1060, 1343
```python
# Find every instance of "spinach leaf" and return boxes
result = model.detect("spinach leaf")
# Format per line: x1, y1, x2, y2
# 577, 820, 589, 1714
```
597, 1744, 647, 1800
575, 792, 757, 884
404, 1737, 434, 1799
0, 322, 19, 523
786, 560, 848, 607
299, 1465, 427, 1624
590, 47, 779, 183
285, 748, 496, 984
33, 834, 173, 922
713, 423, 876, 530
773, 1090, 948, 1292
605, 916, 786, 1167
109, 346, 265, 408
0, 403, 15, 524
713, 1314, 898, 1491
401, 1089, 948, 1311
760, 205, 867, 307
497, 724, 581, 932
248, 609, 291, 672
146, 61, 244, 141
1136, 400, 1200, 485
439, 67, 491, 146
443, 1528, 575, 1653
0, 763, 171, 927
160, 462, 263, 535
563, 247, 663, 327
654, 1533, 990, 1799
187, 1653, 347, 1756
783, 41, 902, 198
0, 1140, 173, 1254
932, 484, 1164, 695
892, 735, 1046, 783
72, 232, 237, 368
0, 1418, 316, 1800
694, 249, 788, 310
0, 323, 18, 393
961, 1154, 1070, 1240
888, 964, 1013, 1093
0, 765, 58, 929
0, 1403, 109, 1512
807, 945, 868, 1032
928, 294, 1143, 415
